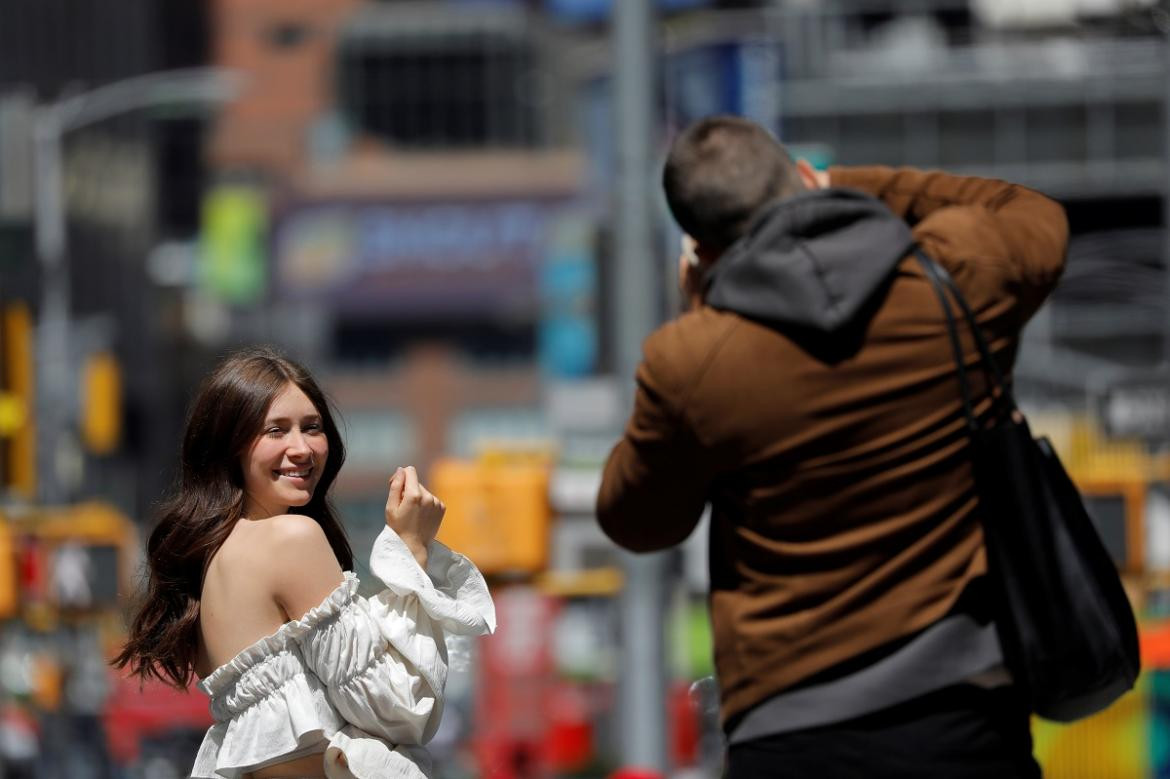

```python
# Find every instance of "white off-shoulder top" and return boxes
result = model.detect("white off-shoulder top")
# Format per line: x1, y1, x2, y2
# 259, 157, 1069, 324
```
190, 526, 496, 779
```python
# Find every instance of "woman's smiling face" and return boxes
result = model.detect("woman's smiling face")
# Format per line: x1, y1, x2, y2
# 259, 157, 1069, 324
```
240, 382, 329, 518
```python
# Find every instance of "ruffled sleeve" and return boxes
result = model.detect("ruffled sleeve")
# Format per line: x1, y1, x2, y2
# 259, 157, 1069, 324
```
288, 527, 496, 755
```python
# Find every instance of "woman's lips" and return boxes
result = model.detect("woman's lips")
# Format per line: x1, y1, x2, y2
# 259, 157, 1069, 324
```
275, 467, 313, 485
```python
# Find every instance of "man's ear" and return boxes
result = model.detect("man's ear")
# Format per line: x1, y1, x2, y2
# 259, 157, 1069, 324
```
797, 158, 829, 190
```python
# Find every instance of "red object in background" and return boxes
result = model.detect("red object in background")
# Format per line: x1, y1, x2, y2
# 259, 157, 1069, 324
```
608, 768, 665, 779
17, 536, 44, 602
669, 680, 699, 767
102, 667, 213, 765
0, 702, 40, 750
474, 586, 559, 779
545, 682, 592, 771
1141, 620, 1170, 669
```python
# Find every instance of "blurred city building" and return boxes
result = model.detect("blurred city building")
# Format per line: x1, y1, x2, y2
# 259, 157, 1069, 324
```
3, 0, 1170, 776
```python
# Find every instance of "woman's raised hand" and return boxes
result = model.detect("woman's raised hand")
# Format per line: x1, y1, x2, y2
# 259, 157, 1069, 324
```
385, 465, 446, 569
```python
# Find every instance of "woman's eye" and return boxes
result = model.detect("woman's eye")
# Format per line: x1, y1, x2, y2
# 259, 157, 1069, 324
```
304, 423, 322, 433
265, 427, 284, 437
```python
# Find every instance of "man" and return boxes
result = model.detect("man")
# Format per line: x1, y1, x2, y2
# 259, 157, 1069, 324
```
596, 115, 1067, 777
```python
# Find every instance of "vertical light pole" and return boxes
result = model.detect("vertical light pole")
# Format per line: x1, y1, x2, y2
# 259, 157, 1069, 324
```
1164, 30, 1170, 363
32, 108, 69, 505
32, 69, 242, 504
613, 0, 670, 773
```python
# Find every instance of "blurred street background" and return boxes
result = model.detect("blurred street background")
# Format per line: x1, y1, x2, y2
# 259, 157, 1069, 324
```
2, 0, 1170, 776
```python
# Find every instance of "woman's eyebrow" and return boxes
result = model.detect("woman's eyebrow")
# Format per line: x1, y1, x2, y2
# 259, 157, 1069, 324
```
263, 413, 322, 425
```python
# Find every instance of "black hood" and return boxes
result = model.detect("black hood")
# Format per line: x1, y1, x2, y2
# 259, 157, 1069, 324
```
703, 188, 915, 333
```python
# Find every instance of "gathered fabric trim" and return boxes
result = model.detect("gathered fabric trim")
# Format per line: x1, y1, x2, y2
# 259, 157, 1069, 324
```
208, 662, 309, 721
191, 673, 341, 778
198, 573, 360, 699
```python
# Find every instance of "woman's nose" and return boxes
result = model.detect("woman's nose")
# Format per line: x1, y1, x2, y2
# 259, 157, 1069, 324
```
286, 429, 311, 456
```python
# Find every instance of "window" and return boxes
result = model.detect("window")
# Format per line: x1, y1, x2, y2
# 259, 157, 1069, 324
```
337, 7, 547, 149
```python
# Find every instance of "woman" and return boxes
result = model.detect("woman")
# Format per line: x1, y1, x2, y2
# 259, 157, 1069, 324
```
113, 347, 495, 779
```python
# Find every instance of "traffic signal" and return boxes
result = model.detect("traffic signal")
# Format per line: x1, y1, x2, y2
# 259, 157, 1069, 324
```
1, 303, 35, 497
431, 456, 551, 576
0, 519, 17, 619
80, 350, 122, 455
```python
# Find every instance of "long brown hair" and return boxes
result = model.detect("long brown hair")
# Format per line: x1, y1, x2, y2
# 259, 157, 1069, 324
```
112, 346, 354, 688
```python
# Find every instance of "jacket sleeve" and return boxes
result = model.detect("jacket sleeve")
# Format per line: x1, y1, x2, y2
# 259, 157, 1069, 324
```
829, 165, 1069, 322
596, 329, 712, 553
290, 527, 496, 748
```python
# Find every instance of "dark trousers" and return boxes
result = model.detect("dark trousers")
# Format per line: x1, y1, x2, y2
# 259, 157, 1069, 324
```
726, 684, 1042, 779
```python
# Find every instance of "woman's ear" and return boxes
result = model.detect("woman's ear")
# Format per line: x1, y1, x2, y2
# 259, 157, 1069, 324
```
797, 158, 829, 189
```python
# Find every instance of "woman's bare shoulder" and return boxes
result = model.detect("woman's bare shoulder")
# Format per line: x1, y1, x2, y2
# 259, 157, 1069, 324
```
261, 513, 331, 544
251, 515, 345, 617
213, 515, 334, 583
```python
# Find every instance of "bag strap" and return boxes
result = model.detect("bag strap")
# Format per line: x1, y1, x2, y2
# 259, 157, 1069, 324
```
912, 248, 1018, 431
915, 249, 978, 431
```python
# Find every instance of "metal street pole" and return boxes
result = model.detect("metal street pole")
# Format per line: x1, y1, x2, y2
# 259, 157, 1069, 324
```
32, 68, 242, 504
614, 0, 670, 773
1164, 30, 1170, 363
32, 108, 69, 505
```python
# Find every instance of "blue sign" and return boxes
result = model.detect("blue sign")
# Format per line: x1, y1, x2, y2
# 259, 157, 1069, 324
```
578, 38, 785, 203
664, 40, 784, 134
539, 216, 598, 378
273, 197, 575, 317
546, 0, 710, 24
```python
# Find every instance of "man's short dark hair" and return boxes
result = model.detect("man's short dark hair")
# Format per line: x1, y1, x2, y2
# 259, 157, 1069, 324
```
662, 115, 804, 252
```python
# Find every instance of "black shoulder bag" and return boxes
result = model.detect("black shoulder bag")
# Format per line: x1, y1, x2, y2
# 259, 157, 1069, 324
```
916, 248, 1140, 722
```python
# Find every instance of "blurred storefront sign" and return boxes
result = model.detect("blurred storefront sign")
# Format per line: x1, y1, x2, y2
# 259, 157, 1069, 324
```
539, 216, 598, 378
1095, 370, 1170, 442
63, 134, 153, 240
200, 184, 267, 305
272, 196, 574, 317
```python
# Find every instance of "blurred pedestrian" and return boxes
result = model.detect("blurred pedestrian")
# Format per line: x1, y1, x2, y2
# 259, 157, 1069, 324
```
597, 115, 1068, 778
113, 347, 496, 778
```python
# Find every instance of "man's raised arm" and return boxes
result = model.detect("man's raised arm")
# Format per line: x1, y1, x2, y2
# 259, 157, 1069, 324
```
831, 165, 1068, 321
596, 337, 711, 553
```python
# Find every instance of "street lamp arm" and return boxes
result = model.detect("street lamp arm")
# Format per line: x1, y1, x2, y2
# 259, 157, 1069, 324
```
31, 66, 245, 506
43, 67, 245, 136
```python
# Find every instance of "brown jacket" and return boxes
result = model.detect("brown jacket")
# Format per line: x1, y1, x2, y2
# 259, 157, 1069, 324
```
596, 166, 1069, 724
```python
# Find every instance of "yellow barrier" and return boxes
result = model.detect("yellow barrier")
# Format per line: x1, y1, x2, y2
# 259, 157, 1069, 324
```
1033, 678, 1149, 779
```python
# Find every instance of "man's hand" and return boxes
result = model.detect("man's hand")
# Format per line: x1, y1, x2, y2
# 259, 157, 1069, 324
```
798, 159, 831, 190
678, 234, 705, 311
